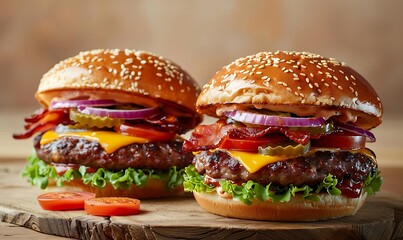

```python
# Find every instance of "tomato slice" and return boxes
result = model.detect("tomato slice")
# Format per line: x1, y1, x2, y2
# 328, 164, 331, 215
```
37, 191, 96, 211
219, 134, 288, 152
115, 123, 176, 142
311, 132, 366, 150
85, 197, 140, 216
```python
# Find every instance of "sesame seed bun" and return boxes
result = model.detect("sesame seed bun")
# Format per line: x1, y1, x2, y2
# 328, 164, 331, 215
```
193, 191, 367, 221
36, 49, 200, 116
197, 51, 382, 129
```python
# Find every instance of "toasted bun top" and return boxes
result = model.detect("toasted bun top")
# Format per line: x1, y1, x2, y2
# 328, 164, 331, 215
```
36, 49, 201, 116
197, 51, 383, 129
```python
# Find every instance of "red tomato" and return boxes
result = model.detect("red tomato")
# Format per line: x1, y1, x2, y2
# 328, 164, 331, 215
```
84, 197, 141, 216
37, 191, 96, 211
115, 123, 176, 141
311, 133, 366, 150
219, 134, 288, 152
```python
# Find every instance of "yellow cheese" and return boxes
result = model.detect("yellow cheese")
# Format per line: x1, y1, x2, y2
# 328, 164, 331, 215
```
226, 150, 288, 174
40, 130, 149, 154
223, 148, 376, 174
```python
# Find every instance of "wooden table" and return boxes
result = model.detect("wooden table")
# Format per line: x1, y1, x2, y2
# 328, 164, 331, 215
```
1, 112, 403, 239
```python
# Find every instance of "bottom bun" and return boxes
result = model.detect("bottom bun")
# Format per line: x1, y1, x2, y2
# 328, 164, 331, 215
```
193, 191, 367, 221
49, 178, 186, 199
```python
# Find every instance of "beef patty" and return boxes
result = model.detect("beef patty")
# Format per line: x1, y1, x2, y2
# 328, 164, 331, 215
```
193, 149, 377, 187
34, 134, 193, 171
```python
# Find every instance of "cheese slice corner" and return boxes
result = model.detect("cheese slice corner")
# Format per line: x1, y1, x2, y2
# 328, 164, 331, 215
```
40, 130, 149, 154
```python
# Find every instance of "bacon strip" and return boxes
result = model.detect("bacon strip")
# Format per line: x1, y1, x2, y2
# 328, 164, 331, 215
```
183, 120, 327, 152
13, 108, 71, 139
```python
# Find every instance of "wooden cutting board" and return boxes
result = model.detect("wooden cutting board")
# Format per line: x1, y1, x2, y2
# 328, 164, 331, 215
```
0, 160, 402, 240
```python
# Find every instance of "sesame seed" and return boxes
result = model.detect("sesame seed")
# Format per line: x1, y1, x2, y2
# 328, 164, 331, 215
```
333, 76, 338, 81
308, 83, 313, 89
337, 85, 343, 90
262, 76, 269, 80
351, 75, 356, 80
156, 73, 162, 77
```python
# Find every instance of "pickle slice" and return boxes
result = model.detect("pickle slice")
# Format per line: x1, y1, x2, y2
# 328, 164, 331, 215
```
69, 109, 121, 128
289, 122, 334, 134
258, 142, 311, 157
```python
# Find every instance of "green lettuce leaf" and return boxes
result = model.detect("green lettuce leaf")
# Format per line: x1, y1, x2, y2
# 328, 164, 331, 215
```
183, 165, 382, 205
363, 169, 383, 195
21, 153, 185, 191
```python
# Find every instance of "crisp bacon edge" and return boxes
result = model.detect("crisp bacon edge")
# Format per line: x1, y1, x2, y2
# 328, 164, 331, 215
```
182, 119, 328, 153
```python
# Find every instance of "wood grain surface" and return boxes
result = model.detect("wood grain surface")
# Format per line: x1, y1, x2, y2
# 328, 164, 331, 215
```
0, 160, 402, 240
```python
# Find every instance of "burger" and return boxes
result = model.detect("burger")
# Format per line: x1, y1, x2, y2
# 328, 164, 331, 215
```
183, 51, 383, 221
13, 49, 202, 198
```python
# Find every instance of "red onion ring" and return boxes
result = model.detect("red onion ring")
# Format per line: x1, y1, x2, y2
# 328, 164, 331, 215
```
50, 99, 117, 109
335, 121, 376, 142
224, 110, 326, 127
77, 106, 159, 119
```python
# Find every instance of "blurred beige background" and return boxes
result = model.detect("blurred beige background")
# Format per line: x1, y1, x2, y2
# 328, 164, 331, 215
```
1, 0, 403, 159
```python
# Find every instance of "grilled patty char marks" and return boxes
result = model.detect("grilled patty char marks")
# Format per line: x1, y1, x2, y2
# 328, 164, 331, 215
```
193, 150, 377, 187
34, 134, 193, 171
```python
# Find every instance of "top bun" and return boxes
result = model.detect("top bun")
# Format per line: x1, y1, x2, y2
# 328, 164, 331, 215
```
36, 49, 201, 117
197, 51, 382, 129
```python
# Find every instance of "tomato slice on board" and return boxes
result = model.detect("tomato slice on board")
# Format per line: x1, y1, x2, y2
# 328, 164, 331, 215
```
311, 133, 366, 150
84, 197, 141, 216
219, 134, 289, 152
115, 123, 176, 142
37, 191, 96, 211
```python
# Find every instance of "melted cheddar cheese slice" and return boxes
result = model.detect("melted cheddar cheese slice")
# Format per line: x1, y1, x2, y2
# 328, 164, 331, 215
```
226, 150, 288, 173
40, 130, 149, 154
221, 148, 376, 174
